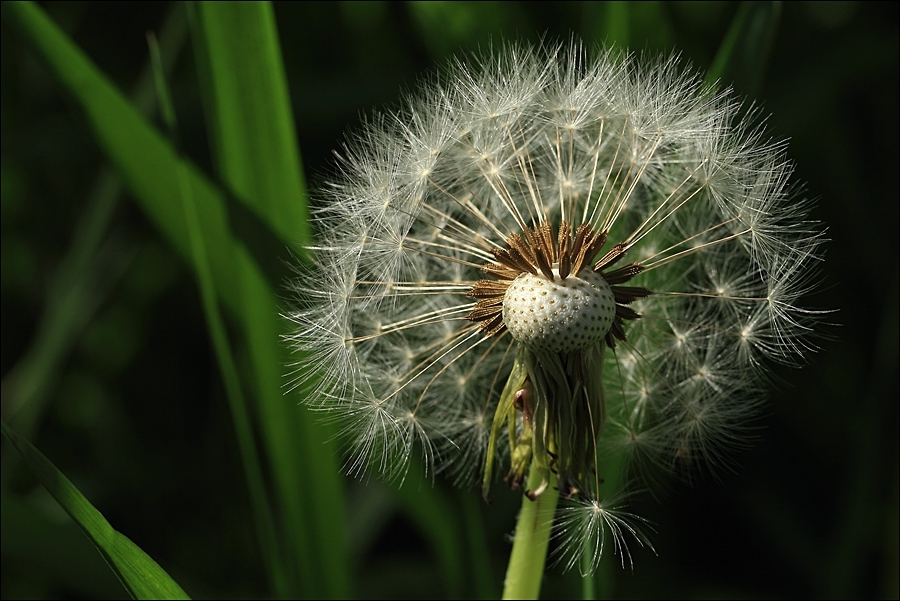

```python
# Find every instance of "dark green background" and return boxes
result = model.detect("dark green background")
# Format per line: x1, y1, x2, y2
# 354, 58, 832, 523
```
2, 2, 897, 599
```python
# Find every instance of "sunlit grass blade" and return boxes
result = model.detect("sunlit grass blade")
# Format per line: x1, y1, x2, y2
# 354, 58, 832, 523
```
2, 420, 190, 600
707, 1, 782, 96
189, 3, 348, 598
189, 2, 310, 246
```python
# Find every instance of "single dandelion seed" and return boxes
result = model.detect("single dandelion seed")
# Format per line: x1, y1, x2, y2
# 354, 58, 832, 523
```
284, 40, 825, 587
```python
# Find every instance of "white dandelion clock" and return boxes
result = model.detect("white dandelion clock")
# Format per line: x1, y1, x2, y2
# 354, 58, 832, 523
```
284, 41, 824, 583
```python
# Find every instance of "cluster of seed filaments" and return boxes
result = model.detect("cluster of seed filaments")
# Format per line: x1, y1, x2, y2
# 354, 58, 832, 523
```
466, 221, 651, 350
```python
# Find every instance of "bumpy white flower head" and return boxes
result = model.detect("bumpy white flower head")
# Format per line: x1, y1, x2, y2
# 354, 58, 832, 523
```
285, 42, 823, 571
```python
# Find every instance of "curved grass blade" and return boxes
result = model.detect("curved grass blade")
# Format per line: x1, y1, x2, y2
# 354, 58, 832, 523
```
2, 421, 190, 600
1, 492, 126, 598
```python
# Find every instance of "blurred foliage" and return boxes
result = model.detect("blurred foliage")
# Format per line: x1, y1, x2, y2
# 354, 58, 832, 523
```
1, 2, 897, 599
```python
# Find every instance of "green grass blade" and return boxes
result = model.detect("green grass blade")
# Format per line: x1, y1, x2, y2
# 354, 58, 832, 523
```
707, 1, 782, 96
460, 491, 497, 599
190, 4, 349, 598
582, 1, 630, 49
4, 4, 311, 597
2, 2, 288, 306
391, 467, 464, 598
2, 421, 191, 600
1, 491, 127, 598
146, 32, 290, 598
0, 3, 187, 442
191, 2, 310, 244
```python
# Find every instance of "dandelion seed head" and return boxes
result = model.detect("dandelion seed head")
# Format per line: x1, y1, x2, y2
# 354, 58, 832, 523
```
285, 40, 826, 572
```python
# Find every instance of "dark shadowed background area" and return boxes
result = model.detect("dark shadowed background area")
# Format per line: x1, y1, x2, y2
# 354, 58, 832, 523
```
2, 2, 897, 599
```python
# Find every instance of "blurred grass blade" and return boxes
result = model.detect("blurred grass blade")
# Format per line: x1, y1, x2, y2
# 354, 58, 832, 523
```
460, 491, 497, 599
603, 2, 630, 48
2, 2, 287, 306
0, 2, 187, 442
3, 4, 312, 597
2, 421, 190, 600
147, 32, 289, 597
582, 2, 674, 53
391, 460, 463, 598
581, 1, 630, 49
707, 1, 782, 96
190, 4, 349, 598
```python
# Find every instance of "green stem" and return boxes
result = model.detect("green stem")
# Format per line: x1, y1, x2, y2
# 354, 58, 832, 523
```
581, 548, 596, 600
502, 462, 560, 600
